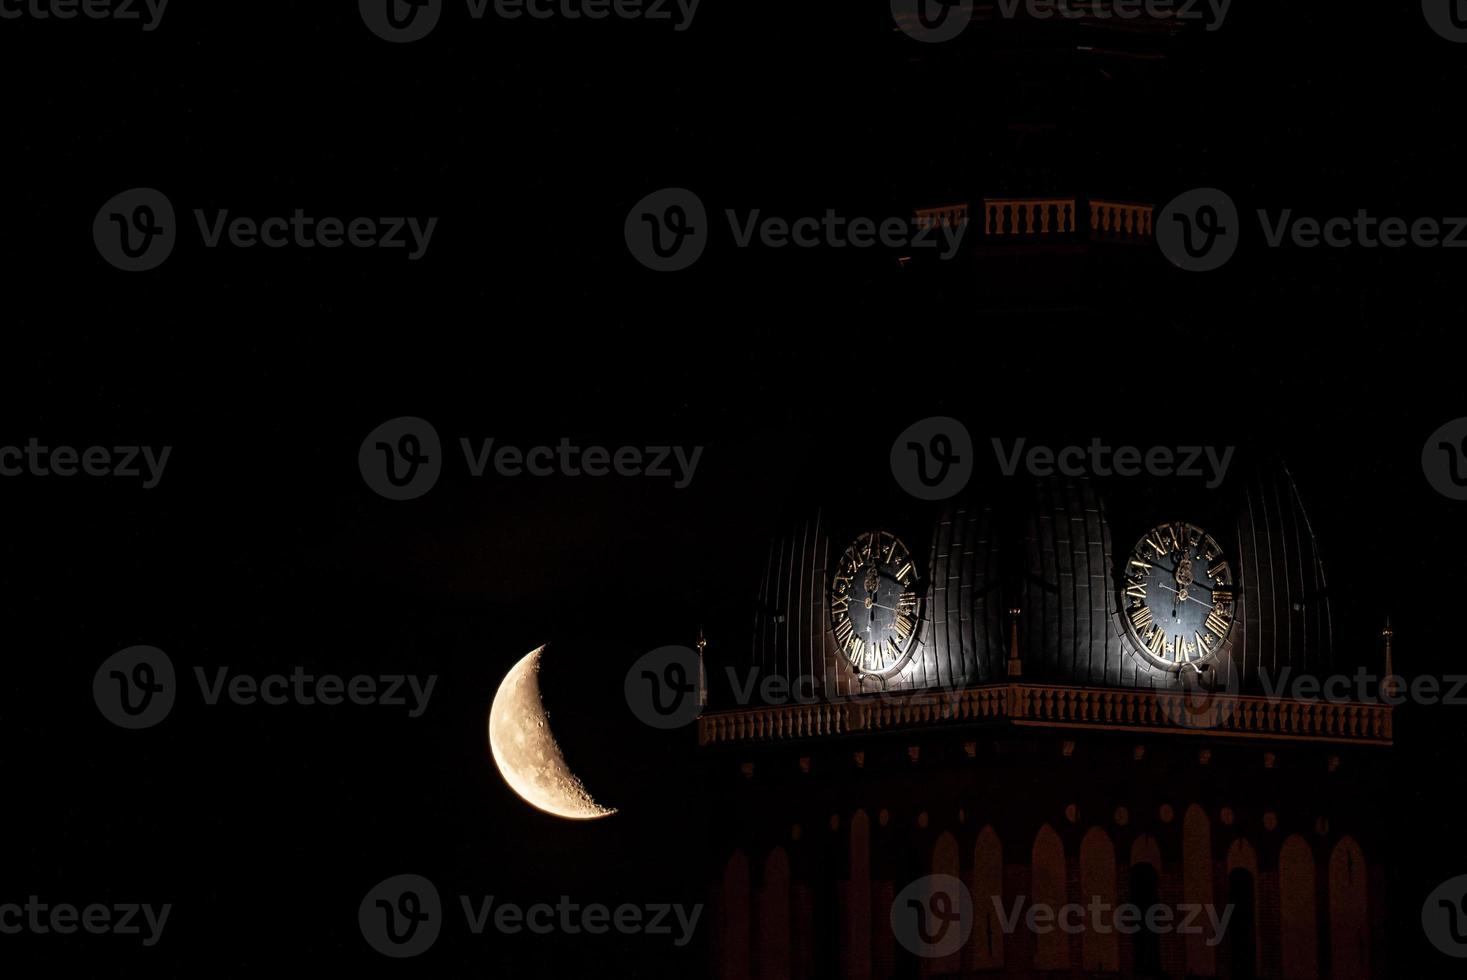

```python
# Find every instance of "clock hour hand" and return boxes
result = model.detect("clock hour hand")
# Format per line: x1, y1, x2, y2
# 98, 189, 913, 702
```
1155, 582, 1212, 607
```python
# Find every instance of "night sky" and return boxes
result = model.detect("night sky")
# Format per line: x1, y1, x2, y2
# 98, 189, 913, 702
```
6, 2, 1467, 975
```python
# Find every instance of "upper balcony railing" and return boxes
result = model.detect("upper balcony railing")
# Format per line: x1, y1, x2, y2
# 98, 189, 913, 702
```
912, 197, 1154, 246
697, 682, 1393, 748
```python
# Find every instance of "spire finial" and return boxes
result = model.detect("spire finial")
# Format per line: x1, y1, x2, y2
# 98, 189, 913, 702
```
1382, 617, 1397, 699
1007, 606, 1023, 678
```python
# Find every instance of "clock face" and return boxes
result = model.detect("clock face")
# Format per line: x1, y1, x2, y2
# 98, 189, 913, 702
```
830, 531, 922, 677
1120, 521, 1237, 672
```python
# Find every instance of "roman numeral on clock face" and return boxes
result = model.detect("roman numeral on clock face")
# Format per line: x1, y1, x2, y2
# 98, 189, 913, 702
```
1130, 605, 1154, 633
1204, 609, 1231, 639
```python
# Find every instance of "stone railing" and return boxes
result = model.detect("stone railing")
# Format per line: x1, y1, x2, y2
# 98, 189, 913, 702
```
1090, 200, 1154, 240
697, 683, 1393, 747
914, 202, 969, 231
983, 198, 1077, 236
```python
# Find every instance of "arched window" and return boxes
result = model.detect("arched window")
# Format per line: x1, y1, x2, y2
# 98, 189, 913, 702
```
1032, 824, 1070, 971
1279, 835, 1319, 979
841, 811, 871, 980
922, 832, 961, 977
1225, 840, 1259, 980
1182, 805, 1216, 977
716, 849, 750, 980
1079, 827, 1119, 972
758, 847, 791, 980
970, 825, 1004, 971
1328, 837, 1369, 980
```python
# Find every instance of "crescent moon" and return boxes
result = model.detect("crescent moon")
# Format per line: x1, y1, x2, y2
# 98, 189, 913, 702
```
488, 645, 616, 820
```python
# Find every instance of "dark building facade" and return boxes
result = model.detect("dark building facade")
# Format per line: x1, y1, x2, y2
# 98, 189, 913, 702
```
698, 464, 1391, 979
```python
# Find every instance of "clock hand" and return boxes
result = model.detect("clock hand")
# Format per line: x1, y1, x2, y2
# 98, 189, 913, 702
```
1155, 582, 1212, 607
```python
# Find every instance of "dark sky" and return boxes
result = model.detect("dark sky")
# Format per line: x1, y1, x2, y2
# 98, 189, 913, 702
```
6, 3, 1467, 975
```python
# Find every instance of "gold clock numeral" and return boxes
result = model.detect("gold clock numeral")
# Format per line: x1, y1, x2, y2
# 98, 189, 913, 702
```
1212, 589, 1234, 605
1128, 559, 1153, 572
1208, 561, 1231, 584
1146, 627, 1164, 656
849, 635, 865, 662
894, 561, 915, 586
830, 595, 850, 615
835, 618, 855, 647
1124, 581, 1148, 600
1130, 605, 1154, 633
897, 591, 918, 615
894, 613, 916, 643
884, 538, 903, 564
1195, 630, 1215, 655
1204, 609, 1231, 639
884, 637, 900, 664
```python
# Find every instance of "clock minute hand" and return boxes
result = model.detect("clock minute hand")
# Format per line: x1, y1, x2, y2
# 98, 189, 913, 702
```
1155, 582, 1211, 607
